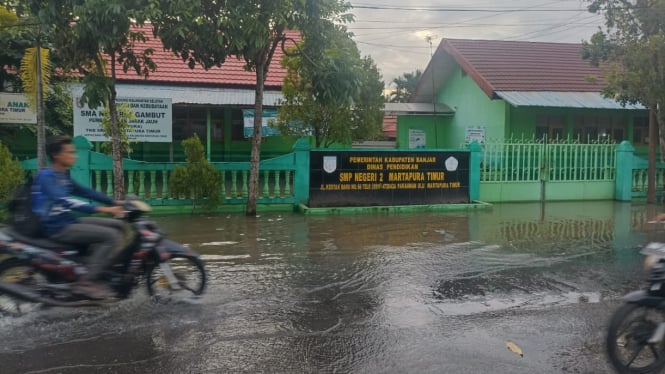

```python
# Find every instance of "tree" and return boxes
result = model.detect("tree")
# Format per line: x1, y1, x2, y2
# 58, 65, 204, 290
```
582, 0, 665, 203
389, 70, 422, 103
20, 45, 49, 168
32, 0, 156, 199
275, 29, 384, 148
0, 7, 29, 93
152, 0, 352, 215
351, 56, 385, 141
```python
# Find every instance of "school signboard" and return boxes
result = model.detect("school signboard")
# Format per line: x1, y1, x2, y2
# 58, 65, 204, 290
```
73, 96, 172, 142
0, 93, 36, 124
309, 150, 470, 207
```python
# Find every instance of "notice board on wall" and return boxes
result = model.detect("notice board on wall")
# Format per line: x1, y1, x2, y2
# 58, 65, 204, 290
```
309, 150, 470, 207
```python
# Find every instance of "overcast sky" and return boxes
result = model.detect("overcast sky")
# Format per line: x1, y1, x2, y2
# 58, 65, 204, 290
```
347, 0, 605, 86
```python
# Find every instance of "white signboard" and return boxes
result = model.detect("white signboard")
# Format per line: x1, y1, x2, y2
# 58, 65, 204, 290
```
242, 109, 281, 137
0, 93, 37, 124
408, 129, 426, 149
73, 96, 172, 142
465, 126, 486, 144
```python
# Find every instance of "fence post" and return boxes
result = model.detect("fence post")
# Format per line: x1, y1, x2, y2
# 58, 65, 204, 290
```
293, 138, 310, 206
71, 135, 92, 188
467, 141, 481, 201
615, 140, 635, 202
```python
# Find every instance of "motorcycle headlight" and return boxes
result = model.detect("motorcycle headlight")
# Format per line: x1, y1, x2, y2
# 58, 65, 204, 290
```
645, 255, 663, 272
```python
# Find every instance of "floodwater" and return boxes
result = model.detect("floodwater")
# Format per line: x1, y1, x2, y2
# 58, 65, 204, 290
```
0, 201, 662, 373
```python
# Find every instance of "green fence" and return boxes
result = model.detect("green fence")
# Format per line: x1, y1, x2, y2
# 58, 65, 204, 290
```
625, 145, 665, 200
21, 136, 312, 207
31, 135, 665, 205
478, 138, 617, 202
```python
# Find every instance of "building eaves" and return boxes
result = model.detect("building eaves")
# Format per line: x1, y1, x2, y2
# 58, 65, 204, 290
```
496, 91, 645, 110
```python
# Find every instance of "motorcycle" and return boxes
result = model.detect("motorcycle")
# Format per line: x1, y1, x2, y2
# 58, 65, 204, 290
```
607, 242, 665, 373
0, 197, 206, 314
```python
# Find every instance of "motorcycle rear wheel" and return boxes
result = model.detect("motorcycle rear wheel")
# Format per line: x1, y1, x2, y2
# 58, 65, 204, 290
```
607, 303, 665, 374
146, 255, 206, 301
0, 258, 42, 316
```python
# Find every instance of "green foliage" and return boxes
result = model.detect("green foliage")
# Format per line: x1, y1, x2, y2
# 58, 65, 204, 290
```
275, 27, 384, 148
0, 141, 24, 220
389, 70, 423, 103
0, 5, 32, 92
169, 134, 221, 210
44, 82, 73, 135
100, 103, 135, 156
582, 1, 665, 140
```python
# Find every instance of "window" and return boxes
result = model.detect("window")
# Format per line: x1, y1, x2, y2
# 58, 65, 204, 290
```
536, 115, 565, 142
633, 116, 649, 145
231, 109, 245, 140
173, 106, 226, 141
573, 115, 625, 143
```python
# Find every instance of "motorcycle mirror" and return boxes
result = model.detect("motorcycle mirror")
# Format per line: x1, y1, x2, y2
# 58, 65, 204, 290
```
128, 200, 152, 212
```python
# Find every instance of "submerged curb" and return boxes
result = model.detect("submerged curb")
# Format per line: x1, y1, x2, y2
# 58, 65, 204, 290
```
296, 201, 492, 215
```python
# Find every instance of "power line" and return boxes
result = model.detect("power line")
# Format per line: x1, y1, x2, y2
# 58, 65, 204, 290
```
351, 22, 600, 30
350, 4, 643, 12
351, 5, 593, 12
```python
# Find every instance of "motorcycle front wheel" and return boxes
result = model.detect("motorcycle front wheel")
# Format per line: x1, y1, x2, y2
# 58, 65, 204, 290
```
607, 303, 665, 374
146, 255, 206, 301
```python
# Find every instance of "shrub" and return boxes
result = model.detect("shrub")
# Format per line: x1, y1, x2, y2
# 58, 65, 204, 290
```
169, 134, 221, 210
0, 141, 24, 220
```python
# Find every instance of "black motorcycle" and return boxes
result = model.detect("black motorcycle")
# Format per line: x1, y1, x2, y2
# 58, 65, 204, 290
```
607, 242, 665, 373
0, 198, 206, 314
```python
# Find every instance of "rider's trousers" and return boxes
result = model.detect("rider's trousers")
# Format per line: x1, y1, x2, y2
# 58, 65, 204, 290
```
49, 217, 124, 280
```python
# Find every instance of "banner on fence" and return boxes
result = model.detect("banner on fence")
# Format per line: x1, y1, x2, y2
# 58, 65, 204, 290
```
309, 150, 470, 207
0, 93, 36, 124
73, 96, 172, 142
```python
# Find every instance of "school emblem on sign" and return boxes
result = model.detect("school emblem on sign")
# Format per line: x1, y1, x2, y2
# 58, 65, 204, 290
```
323, 156, 337, 174
445, 156, 459, 172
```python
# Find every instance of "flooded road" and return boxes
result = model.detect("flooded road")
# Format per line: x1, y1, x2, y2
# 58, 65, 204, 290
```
0, 201, 660, 373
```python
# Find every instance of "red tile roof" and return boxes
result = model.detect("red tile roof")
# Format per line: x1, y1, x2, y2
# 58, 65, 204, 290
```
112, 26, 299, 88
438, 39, 606, 98
383, 115, 397, 138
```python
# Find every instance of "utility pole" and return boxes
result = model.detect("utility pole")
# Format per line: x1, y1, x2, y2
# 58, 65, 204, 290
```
426, 35, 438, 147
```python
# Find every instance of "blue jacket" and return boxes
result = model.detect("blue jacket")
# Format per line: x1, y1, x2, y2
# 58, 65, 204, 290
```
32, 168, 114, 236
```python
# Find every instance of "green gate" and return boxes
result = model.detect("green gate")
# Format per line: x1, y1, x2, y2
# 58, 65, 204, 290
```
477, 138, 616, 202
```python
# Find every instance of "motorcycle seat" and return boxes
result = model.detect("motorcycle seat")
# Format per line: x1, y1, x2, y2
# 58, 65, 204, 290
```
3, 227, 81, 252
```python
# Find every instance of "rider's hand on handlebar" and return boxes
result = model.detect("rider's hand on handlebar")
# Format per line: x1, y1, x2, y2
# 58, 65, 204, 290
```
97, 205, 125, 218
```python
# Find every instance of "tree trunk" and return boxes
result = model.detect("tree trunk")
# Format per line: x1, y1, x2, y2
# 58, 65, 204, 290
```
36, 44, 46, 169
109, 54, 125, 199
648, 107, 658, 204
246, 61, 265, 216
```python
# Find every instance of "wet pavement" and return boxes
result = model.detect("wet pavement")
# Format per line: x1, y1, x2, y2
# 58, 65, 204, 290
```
0, 201, 662, 373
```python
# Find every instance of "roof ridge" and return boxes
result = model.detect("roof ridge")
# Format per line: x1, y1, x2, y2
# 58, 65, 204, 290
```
443, 38, 582, 46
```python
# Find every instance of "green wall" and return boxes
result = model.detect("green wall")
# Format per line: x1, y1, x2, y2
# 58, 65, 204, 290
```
436, 65, 507, 147
396, 115, 451, 149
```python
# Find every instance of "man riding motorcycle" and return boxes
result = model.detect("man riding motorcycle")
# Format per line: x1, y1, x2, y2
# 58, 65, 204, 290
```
32, 135, 124, 299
